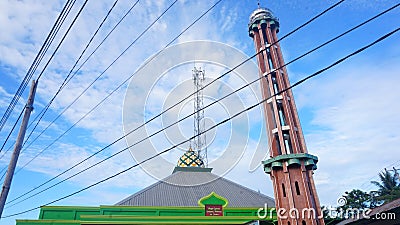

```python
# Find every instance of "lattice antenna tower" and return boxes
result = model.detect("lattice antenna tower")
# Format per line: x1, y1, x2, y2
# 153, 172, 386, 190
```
192, 66, 207, 167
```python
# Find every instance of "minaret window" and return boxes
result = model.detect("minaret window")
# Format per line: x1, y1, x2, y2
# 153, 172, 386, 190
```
295, 130, 303, 153
269, 103, 278, 128
259, 51, 268, 72
295, 181, 301, 195
274, 133, 282, 155
283, 132, 293, 154
282, 183, 286, 197
266, 49, 274, 70
262, 28, 269, 44
272, 73, 279, 94
277, 100, 287, 126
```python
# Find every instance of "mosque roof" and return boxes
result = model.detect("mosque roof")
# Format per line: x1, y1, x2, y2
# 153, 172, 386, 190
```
115, 167, 275, 207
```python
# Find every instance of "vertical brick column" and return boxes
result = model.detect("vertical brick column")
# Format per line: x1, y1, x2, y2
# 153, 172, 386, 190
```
248, 8, 325, 225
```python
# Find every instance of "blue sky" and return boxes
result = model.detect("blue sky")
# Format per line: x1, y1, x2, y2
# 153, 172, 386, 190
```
0, 0, 399, 224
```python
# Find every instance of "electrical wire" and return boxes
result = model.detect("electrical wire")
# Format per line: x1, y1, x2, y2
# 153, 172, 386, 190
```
21, 0, 140, 153
20, 0, 180, 155
14, 0, 342, 177
5, 0, 351, 206
3, 26, 398, 218
19, 0, 165, 156
8, 1, 394, 206
13, 0, 216, 175
360, 159, 400, 190
0, 0, 76, 148
0, 0, 88, 157
0, 109, 24, 184
35, 0, 90, 81
0, 0, 90, 181
21, 0, 135, 158
0, 109, 24, 153
8, 0, 388, 207
14, 0, 180, 175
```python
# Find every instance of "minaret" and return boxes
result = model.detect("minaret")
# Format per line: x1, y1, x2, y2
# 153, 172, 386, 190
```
248, 7, 325, 225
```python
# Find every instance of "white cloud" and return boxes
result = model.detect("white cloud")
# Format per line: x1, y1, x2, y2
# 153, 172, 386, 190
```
1, 0, 251, 207
294, 56, 400, 205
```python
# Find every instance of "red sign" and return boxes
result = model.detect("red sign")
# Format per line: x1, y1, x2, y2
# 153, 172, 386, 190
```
205, 204, 223, 216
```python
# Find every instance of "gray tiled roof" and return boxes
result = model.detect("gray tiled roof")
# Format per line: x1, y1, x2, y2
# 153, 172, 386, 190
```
116, 168, 275, 207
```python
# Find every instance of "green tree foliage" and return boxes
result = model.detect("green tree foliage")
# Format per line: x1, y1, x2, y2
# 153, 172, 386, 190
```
371, 168, 400, 203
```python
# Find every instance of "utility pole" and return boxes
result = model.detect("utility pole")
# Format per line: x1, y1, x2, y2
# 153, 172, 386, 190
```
0, 80, 38, 218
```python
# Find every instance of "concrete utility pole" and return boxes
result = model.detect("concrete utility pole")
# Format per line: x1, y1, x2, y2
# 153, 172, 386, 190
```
0, 80, 38, 218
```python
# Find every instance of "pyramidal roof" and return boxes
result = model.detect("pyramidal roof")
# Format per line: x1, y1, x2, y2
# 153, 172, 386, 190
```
116, 167, 275, 207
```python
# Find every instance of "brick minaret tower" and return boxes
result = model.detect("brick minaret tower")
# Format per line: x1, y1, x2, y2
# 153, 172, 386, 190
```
248, 7, 325, 225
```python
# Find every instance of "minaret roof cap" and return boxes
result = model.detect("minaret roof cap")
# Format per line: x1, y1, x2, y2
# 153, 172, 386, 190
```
248, 7, 279, 29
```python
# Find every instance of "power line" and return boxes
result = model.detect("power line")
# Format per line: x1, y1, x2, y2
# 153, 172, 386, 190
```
0, 109, 24, 154
0, 0, 89, 157
7, 0, 381, 207
20, 0, 177, 155
18, 0, 161, 156
21, 0, 134, 159
21, 0, 140, 152
14, 0, 180, 175
4, 26, 398, 218
279, 0, 345, 41
4, 0, 225, 205
5, 0, 350, 206
35, 0, 90, 81
0, 0, 84, 184
0, 0, 346, 182
15, 0, 342, 176
0, 0, 89, 181
0, 0, 76, 147
360, 160, 400, 190
14, 0, 218, 175
0, 142, 15, 162
0, 109, 24, 184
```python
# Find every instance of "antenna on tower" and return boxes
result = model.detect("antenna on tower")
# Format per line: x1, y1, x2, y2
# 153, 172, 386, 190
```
192, 66, 207, 167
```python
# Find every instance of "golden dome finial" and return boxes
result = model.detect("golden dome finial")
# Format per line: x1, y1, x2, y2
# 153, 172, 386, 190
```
176, 147, 205, 168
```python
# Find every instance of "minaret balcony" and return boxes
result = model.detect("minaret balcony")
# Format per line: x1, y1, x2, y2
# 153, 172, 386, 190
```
263, 153, 318, 174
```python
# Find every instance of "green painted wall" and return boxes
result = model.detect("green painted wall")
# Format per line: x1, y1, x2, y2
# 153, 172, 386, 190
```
16, 205, 277, 225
